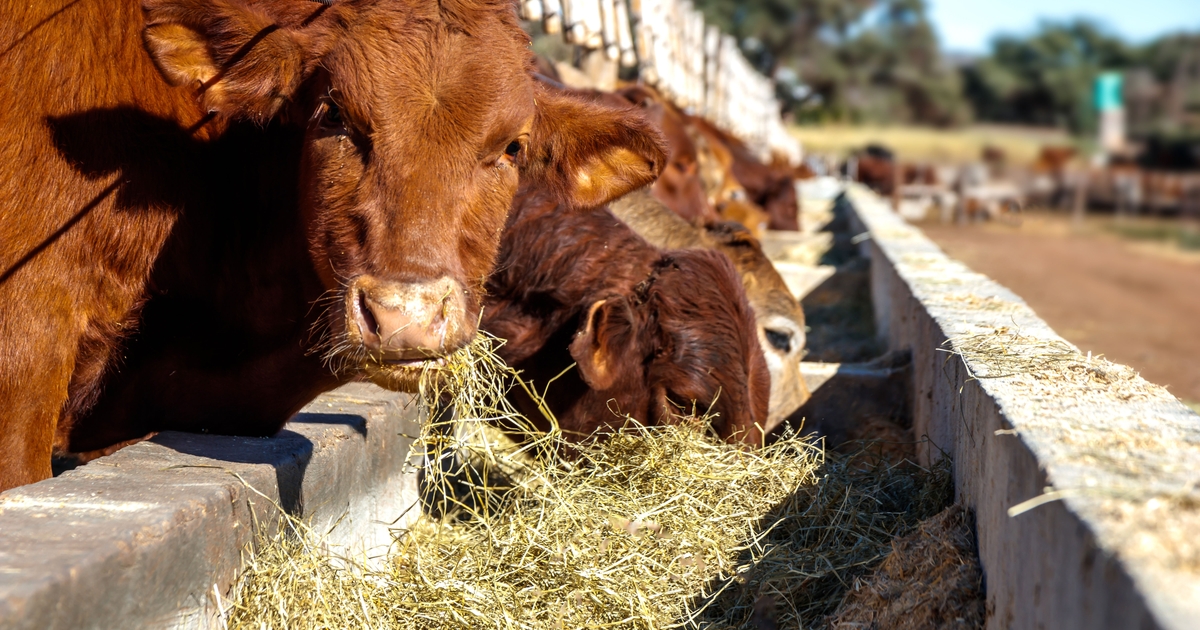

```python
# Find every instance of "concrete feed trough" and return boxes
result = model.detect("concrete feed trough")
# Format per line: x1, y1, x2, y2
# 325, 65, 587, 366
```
1, 184, 1198, 628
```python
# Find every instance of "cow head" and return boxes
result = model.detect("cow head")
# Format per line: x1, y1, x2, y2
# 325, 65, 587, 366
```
142, 0, 665, 391
702, 222, 810, 430
567, 250, 771, 446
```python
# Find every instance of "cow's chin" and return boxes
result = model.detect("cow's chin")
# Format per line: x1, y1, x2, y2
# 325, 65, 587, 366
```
361, 358, 447, 393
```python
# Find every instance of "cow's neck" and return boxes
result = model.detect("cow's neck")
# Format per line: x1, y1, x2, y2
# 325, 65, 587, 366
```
66, 121, 342, 452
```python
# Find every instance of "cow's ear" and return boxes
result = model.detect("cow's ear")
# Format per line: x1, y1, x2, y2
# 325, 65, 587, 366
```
142, 0, 306, 122
527, 83, 668, 210
569, 299, 639, 390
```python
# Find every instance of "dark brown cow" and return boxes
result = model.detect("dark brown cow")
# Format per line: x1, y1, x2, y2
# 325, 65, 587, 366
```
0, 0, 665, 490
608, 188, 810, 430
482, 188, 771, 446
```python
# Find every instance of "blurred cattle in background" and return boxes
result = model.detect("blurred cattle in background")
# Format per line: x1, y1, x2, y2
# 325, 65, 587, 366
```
609, 85, 718, 225
1025, 146, 1079, 209
482, 187, 771, 448
689, 116, 802, 231
981, 145, 1009, 179
845, 144, 899, 196
953, 160, 1025, 224
0, 0, 666, 490
609, 188, 811, 431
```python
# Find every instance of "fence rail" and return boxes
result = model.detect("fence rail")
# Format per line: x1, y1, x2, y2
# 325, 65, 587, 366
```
520, 0, 802, 165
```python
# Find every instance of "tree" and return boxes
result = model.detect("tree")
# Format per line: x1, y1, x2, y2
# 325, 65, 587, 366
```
962, 20, 1135, 133
693, 0, 966, 125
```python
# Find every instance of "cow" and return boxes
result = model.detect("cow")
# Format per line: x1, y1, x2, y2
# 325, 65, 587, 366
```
482, 188, 771, 447
0, 0, 666, 490
609, 85, 716, 225
846, 144, 898, 196
686, 112, 771, 237
612, 85, 776, 237
608, 188, 810, 432
686, 115, 801, 231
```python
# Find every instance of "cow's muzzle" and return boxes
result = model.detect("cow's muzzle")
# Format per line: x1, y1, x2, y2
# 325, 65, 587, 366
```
345, 275, 472, 374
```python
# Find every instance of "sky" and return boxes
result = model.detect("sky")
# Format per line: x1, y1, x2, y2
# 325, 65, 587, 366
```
926, 0, 1200, 54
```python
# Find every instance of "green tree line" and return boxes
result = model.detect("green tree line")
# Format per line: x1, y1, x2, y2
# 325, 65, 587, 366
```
691, 0, 1200, 135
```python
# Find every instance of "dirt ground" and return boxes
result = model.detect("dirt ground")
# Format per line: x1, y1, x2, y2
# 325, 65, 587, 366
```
918, 213, 1200, 406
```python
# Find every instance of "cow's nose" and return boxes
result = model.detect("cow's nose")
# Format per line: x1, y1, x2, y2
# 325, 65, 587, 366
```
347, 275, 467, 358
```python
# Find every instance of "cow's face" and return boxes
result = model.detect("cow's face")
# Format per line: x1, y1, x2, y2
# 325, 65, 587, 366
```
568, 250, 771, 447
143, 0, 665, 391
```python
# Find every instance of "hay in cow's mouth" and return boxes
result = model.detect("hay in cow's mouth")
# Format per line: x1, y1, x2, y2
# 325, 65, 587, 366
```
362, 356, 447, 393
223, 335, 956, 629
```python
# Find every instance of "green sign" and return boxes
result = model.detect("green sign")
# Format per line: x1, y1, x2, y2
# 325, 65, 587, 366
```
1094, 72, 1123, 111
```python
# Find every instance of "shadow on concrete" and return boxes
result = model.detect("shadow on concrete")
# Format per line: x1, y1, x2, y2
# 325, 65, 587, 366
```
801, 194, 882, 363
151, 429, 315, 516
777, 351, 913, 449
291, 412, 368, 438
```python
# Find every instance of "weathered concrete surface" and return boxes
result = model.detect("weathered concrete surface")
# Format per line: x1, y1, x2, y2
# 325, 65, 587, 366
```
843, 184, 1200, 630
0, 383, 423, 630
772, 261, 835, 301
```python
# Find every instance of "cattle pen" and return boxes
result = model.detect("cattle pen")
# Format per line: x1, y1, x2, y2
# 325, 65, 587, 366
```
4, 0, 1200, 626
1, 182, 1198, 629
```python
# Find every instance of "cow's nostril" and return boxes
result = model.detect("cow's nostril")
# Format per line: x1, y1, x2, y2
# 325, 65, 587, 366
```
764, 328, 792, 354
355, 288, 380, 347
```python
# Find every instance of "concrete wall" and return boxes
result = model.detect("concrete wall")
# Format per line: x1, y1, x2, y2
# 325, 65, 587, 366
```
844, 185, 1200, 629
0, 384, 423, 630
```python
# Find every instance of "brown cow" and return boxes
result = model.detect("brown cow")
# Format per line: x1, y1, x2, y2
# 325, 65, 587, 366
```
611, 85, 716, 225
0, 0, 665, 490
687, 116, 772, 237
686, 116, 801, 231
612, 85, 776, 237
483, 188, 771, 446
608, 188, 810, 431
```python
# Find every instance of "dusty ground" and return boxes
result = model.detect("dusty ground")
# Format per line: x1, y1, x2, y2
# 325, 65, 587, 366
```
918, 213, 1200, 406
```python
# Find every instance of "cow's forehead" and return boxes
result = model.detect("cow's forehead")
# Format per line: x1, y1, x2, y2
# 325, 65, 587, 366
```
324, 2, 535, 148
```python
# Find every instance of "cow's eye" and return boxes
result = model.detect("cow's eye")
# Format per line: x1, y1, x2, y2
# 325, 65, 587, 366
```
504, 140, 522, 157
764, 328, 792, 353
323, 101, 343, 127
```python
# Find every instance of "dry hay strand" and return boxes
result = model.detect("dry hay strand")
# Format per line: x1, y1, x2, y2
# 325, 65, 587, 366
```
685, 452, 953, 629
825, 505, 984, 630
940, 326, 1146, 401
224, 334, 954, 629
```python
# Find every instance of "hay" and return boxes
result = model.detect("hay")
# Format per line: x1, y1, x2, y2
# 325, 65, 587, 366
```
224, 335, 954, 629
942, 327, 1145, 401
825, 505, 984, 630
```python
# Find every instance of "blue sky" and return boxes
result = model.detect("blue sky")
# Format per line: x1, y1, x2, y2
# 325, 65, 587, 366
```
926, 0, 1200, 53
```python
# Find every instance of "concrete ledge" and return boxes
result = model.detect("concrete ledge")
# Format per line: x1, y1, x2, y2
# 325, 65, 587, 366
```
0, 383, 422, 630
843, 185, 1200, 629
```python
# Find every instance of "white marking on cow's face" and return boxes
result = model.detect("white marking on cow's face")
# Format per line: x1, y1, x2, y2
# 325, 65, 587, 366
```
759, 314, 806, 360
757, 313, 810, 431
